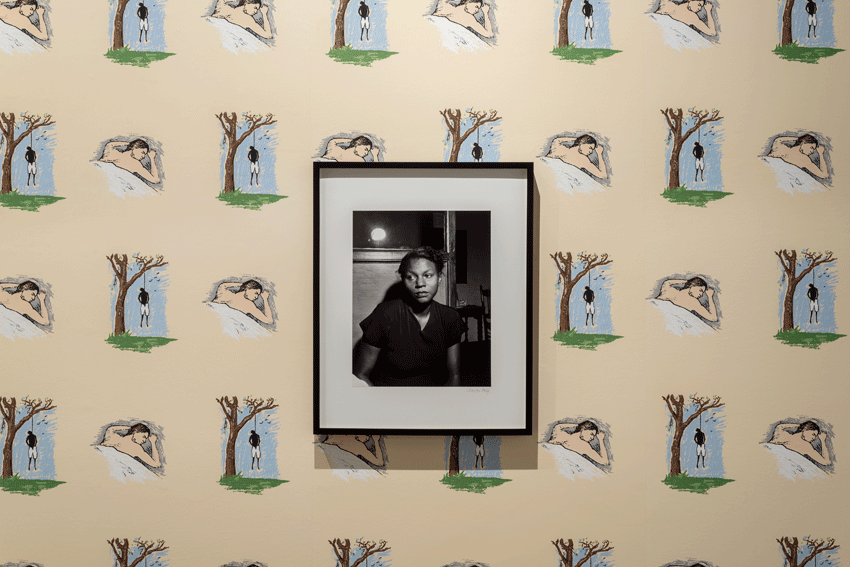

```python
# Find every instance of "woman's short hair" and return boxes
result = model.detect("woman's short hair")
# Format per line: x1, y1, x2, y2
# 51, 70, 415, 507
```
571, 134, 598, 148
575, 420, 598, 433
14, 0, 38, 7
127, 423, 151, 436
238, 279, 263, 293
126, 139, 150, 152
236, 0, 261, 6
683, 277, 708, 289
793, 134, 819, 147
795, 420, 820, 435
15, 281, 39, 294
397, 247, 449, 276
347, 136, 373, 149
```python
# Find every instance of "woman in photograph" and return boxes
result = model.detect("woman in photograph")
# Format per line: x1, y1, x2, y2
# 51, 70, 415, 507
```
354, 246, 466, 387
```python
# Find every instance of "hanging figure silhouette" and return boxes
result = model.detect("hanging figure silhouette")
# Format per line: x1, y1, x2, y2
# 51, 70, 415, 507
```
249, 429, 261, 470
248, 145, 260, 186
808, 283, 819, 324
694, 427, 707, 468
582, 0, 594, 40
359, 0, 370, 41
473, 434, 485, 468
471, 142, 483, 162
806, 0, 818, 38
139, 286, 151, 328
693, 140, 706, 182
138, 1, 150, 42
583, 285, 595, 326
24, 145, 37, 186
25, 429, 38, 470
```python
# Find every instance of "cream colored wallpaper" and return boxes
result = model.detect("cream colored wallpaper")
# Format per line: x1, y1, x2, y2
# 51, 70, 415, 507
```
1, 0, 848, 565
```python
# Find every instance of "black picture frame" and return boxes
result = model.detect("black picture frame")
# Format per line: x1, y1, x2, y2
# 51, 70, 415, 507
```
314, 162, 534, 435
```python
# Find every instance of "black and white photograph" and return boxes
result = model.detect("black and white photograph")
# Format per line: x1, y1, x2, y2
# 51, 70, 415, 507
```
315, 163, 532, 434
352, 210, 491, 388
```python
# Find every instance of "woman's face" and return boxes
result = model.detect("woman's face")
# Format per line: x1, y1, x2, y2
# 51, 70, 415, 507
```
578, 142, 596, 156
801, 429, 818, 443
402, 258, 441, 304
464, 1, 482, 14
132, 431, 149, 445
20, 289, 37, 302
800, 142, 817, 156
353, 144, 372, 158
244, 288, 261, 301
131, 146, 148, 161
687, 285, 705, 299
579, 428, 597, 442
244, 2, 259, 15
21, 4, 36, 16
688, 0, 705, 12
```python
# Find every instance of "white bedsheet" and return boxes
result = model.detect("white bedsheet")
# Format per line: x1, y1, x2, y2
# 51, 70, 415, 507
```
205, 16, 271, 54
762, 443, 828, 481
316, 443, 385, 481
542, 443, 607, 481
93, 161, 160, 199
762, 156, 826, 195
0, 19, 45, 54
206, 302, 271, 340
94, 445, 160, 483
649, 298, 716, 337
648, 13, 714, 51
0, 304, 46, 340
541, 156, 607, 195
426, 15, 491, 53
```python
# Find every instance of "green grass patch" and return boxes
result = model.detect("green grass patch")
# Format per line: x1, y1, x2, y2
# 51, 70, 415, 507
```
773, 42, 844, 63
774, 328, 846, 349
0, 475, 65, 496
551, 44, 621, 65
0, 190, 64, 211
219, 473, 288, 495
217, 189, 288, 210
662, 473, 734, 495
326, 46, 398, 67
440, 472, 512, 494
552, 329, 623, 351
661, 186, 732, 207
105, 47, 175, 67
106, 332, 177, 353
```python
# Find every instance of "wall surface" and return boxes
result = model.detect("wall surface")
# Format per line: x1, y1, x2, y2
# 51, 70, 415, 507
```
1, 0, 848, 566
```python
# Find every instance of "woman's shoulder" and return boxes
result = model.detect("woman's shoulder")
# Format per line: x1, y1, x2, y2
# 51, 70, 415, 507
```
433, 301, 462, 320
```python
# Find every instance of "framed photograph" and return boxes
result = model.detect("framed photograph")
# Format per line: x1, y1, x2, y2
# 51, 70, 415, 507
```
314, 162, 533, 435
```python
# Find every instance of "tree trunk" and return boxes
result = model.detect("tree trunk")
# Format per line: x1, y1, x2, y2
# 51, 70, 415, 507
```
669, 426, 683, 476
1, 146, 14, 195
557, 0, 573, 48
448, 139, 461, 163
667, 139, 683, 189
333, 0, 352, 49
448, 435, 460, 476
558, 285, 572, 332
224, 429, 238, 477
782, 282, 797, 331
114, 286, 129, 335
781, 0, 796, 46
112, 0, 131, 50
222, 147, 237, 194
1, 431, 14, 478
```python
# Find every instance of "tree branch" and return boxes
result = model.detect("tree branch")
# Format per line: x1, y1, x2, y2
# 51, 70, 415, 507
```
329, 539, 348, 567
12, 397, 56, 435
571, 253, 612, 288
683, 109, 723, 144
682, 395, 724, 430
14, 113, 55, 149
661, 108, 676, 134
236, 397, 279, 432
